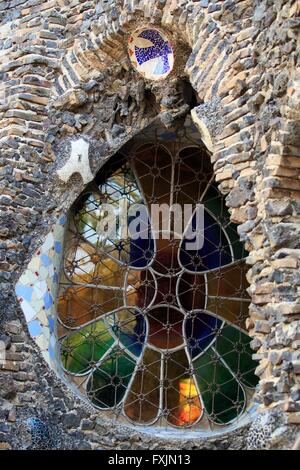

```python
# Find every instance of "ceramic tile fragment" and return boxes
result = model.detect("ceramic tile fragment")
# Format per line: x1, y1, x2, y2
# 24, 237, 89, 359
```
15, 216, 65, 366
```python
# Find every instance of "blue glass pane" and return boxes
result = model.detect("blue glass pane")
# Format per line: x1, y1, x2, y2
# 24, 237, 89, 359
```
185, 311, 222, 359
179, 210, 232, 272
129, 236, 154, 268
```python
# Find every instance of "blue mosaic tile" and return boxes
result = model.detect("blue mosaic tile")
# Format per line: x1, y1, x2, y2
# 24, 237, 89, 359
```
54, 241, 62, 253
16, 284, 33, 302
15, 215, 65, 369
28, 320, 42, 337
24, 418, 56, 450
43, 291, 53, 310
49, 336, 56, 360
48, 316, 55, 333
41, 254, 52, 267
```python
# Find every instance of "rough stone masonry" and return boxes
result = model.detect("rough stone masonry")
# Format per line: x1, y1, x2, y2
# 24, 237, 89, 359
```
0, 0, 299, 450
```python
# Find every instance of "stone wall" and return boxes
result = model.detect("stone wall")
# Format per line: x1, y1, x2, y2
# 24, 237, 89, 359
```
0, 0, 299, 450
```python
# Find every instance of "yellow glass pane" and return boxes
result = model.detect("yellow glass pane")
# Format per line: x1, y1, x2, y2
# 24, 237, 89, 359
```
164, 349, 202, 426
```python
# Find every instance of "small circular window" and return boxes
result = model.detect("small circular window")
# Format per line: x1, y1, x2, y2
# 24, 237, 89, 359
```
128, 28, 174, 80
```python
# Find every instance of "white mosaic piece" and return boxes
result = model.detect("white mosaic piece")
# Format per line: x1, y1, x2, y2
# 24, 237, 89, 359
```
247, 413, 275, 450
15, 215, 66, 368
57, 138, 93, 184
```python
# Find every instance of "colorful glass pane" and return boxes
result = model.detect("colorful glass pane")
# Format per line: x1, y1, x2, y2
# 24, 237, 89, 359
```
185, 310, 222, 359
193, 347, 246, 424
87, 347, 136, 408
61, 319, 114, 374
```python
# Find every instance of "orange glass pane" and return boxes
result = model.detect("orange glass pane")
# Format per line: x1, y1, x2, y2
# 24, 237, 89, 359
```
152, 237, 181, 276
57, 285, 124, 328
64, 246, 125, 286
124, 348, 161, 424
173, 146, 212, 208
177, 271, 206, 311
59, 253, 126, 327
125, 269, 156, 309
178, 378, 202, 426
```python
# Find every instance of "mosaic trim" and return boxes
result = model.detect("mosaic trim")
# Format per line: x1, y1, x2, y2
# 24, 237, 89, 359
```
15, 216, 66, 368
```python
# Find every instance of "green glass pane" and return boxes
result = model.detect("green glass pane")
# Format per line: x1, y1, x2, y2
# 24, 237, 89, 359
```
202, 185, 223, 220
193, 347, 245, 424
87, 347, 136, 408
202, 185, 245, 261
206, 261, 250, 330
215, 324, 258, 389
226, 222, 246, 260
61, 320, 114, 374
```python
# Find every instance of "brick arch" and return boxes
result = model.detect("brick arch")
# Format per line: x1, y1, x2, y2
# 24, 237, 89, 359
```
50, 0, 257, 192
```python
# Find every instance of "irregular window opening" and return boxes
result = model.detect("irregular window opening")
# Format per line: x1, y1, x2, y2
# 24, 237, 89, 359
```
57, 117, 258, 433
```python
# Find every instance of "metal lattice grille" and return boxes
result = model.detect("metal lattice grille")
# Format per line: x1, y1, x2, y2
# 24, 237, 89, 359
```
57, 122, 258, 431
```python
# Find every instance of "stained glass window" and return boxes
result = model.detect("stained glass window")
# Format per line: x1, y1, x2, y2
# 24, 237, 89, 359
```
57, 122, 258, 432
